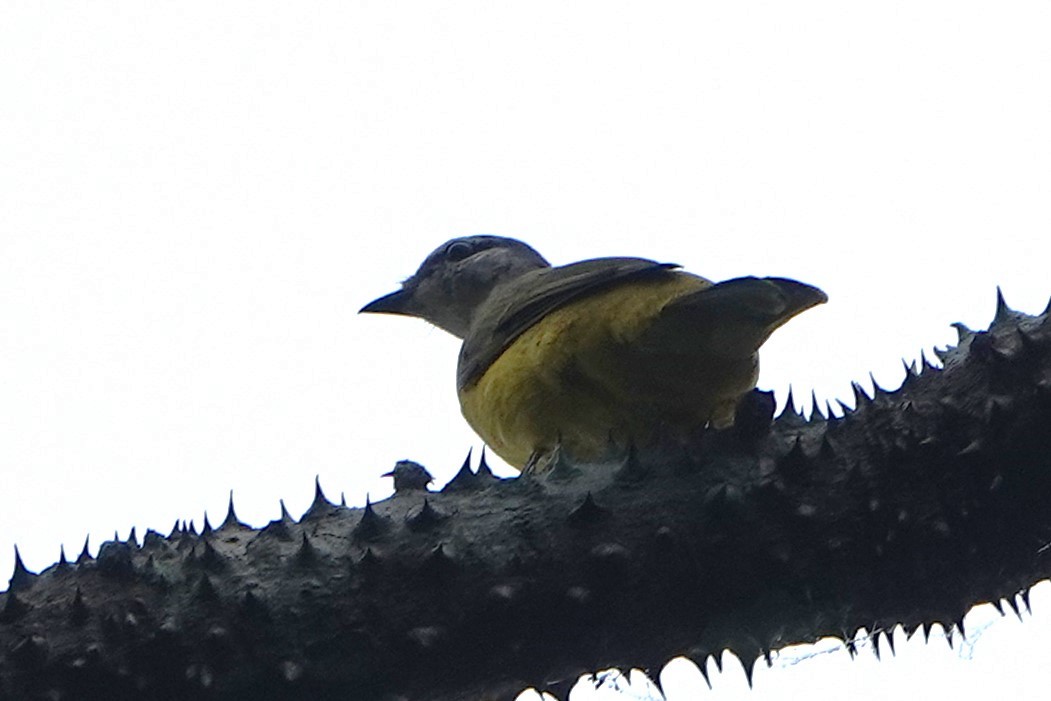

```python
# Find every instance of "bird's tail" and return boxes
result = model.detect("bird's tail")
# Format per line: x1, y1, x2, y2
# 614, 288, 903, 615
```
650, 276, 827, 357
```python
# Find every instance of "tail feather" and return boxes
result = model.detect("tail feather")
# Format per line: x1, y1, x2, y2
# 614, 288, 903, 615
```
644, 276, 827, 357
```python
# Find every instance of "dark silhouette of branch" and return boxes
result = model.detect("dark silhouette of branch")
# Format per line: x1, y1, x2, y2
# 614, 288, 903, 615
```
2, 294, 1049, 700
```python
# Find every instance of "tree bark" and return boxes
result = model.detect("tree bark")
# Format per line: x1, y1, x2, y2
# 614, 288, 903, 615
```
2, 296, 1050, 701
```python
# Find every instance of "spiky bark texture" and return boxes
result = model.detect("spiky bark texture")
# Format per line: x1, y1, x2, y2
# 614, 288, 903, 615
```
2, 297, 1051, 701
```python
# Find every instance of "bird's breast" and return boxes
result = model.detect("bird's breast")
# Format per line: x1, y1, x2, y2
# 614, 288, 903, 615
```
457, 272, 757, 469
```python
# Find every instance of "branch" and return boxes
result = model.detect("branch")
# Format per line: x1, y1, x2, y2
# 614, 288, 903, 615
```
2, 295, 1050, 700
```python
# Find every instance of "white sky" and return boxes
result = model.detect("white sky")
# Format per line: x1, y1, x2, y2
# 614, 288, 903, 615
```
2, 2, 1050, 699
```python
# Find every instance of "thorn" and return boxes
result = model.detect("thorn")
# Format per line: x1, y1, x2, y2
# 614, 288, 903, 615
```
142, 554, 162, 583
421, 543, 457, 580
885, 628, 896, 657
851, 380, 871, 407
168, 520, 181, 539
186, 520, 198, 537
743, 655, 757, 688
697, 656, 712, 689
77, 535, 92, 564
922, 621, 932, 643
279, 499, 293, 523
952, 322, 974, 343
442, 449, 478, 493
427, 543, 452, 563
985, 397, 1009, 428
201, 513, 213, 536
221, 491, 245, 529
406, 498, 445, 532
1022, 589, 1032, 614
340, 492, 346, 507
477, 447, 495, 478
354, 495, 388, 540
1007, 596, 1022, 620
198, 537, 225, 571
303, 476, 337, 520
57, 545, 69, 569
836, 398, 853, 416
1042, 294, 1051, 317
713, 651, 723, 673
259, 513, 292, 541
648, 669, 666, 700
921, 348, 937, 370
777, 436, 808, 480
819, 433, 836, 461
294, 533, 318, 566
359, 547, 381, 574
869, 372, 884, 396
810, 390, 825, 420
9, 546, 35, 591
992, 599, 1005, 616
994, 286, 1012, 323
775, 386, 807, 427
614, 441, 648, 483
567, 493, 610, 527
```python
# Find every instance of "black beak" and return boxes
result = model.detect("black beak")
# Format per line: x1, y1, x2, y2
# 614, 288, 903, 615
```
360, 288, 413, 315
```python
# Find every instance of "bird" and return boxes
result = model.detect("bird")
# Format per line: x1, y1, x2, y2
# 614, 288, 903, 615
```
382, 460, 434, 492
361, 235, 826, 471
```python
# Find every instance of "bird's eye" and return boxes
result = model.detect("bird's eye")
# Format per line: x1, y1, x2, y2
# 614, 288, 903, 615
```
445, 241, 473, 262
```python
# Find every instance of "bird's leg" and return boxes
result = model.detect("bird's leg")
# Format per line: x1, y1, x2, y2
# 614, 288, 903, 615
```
522, 435, 580, 477
522, 449, 545, 475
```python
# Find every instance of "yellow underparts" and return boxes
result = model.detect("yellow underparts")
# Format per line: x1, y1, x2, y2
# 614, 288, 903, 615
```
458, 273, 759, 469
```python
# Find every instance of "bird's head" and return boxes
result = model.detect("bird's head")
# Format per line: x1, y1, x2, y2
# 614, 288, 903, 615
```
360, 235, 550, 338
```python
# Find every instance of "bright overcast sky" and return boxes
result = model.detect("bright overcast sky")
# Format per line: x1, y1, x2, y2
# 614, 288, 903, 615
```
2, 2, 1050, 699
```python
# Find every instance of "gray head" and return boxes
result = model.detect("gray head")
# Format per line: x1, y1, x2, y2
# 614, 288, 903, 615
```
360, 235, 551, 338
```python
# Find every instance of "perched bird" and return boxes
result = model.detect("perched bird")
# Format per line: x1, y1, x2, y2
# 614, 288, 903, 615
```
362, 236, 826, 471
382, 460, 434, 492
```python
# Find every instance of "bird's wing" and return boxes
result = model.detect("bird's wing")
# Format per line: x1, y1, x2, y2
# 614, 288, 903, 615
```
457, 257, 677, 388
637, 276, 828, 359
